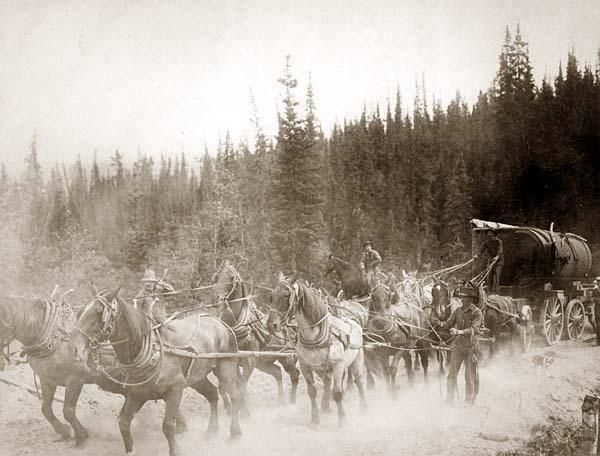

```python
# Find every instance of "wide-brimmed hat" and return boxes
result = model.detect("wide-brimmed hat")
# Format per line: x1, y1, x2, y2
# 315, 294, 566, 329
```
454, 283, 479, 298
363, 241, 373, 247
141, 269, 158, 283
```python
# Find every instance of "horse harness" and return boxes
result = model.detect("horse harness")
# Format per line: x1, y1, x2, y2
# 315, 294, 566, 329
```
217, 265, 269, 347
21, 299, 75, 360
76, 293, 241, 386
273, 281, 358, 356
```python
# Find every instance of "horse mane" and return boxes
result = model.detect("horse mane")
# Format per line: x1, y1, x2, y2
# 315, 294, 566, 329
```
296, 281, 327, 323
0, 296, 47, 342
113, 292, 151, 343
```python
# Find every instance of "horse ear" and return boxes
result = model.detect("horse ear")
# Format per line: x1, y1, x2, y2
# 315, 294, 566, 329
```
328, 254, 333, 260
277, 271, 285, 281
402, 270, 407, 279
292, 281, 299, 294
89, 282, 99, 296
224, 259, 230, 267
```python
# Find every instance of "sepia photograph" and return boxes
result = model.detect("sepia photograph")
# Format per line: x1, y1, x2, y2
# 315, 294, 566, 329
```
1, 1, 600, 455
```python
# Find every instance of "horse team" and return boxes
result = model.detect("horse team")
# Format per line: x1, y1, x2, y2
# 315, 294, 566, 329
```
0, 257, 520, 456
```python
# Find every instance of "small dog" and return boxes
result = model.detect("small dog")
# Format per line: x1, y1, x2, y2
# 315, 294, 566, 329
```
532, 354, 554, 377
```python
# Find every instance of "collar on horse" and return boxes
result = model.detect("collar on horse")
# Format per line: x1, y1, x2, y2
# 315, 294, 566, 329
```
75, 293, 164, 387
274, 280, 331, 349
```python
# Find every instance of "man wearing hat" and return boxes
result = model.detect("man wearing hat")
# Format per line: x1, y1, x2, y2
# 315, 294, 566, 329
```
474, 228, 504, 294
360, 241, 382, 289
435, 283, 482, 406
133, 269, 175, 324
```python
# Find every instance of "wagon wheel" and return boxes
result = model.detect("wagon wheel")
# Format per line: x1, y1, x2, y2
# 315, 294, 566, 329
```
564, 299, 586, 340
542, 297, 563, 345
520, 305, 534, 353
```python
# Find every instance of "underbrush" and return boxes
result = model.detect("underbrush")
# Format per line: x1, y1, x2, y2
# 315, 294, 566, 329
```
498, 416, 582, 456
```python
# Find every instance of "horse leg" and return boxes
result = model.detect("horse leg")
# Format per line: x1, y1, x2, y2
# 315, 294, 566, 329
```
216, 359, 242, 438
239, 358, 255, 418
389, 352, 402, 397
119, 393, 146, 455
402, 351, 414, 387
174, 409, 188, 435
413, 349, 421, 371
219, 383, 232, 416
40, 379, 71, 440
163, 388, 184, 456
321, 369, 332, 413
346, 368, 354, 391
419, 344, 429, 385
488, 315, 496, 358
331, 363, 347, 426
192, 377, 219, 436
63, 378, 89, 447
281, 358, 300, 404
299, 363, 319, 426
349, 349, 367, 414
508, 320, 516, 356
256, 359, 284, 403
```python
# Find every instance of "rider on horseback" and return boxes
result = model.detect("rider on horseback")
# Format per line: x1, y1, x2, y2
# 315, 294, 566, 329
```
133, 269, 175, 325
360, 241, 382, 289
435, 283, 482, 406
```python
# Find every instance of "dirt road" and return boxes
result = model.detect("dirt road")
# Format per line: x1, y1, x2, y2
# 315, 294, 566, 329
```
1, 335, 599, 456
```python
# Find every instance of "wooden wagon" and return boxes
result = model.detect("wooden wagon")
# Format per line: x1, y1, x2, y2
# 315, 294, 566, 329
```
471, 219, 598, 350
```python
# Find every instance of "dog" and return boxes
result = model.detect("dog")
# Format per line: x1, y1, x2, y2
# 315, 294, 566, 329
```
532, 354, 554, 377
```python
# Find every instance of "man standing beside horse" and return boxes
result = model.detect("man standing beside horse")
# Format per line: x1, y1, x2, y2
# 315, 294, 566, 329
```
435, 284, 482, 406
360, 241, 382, 290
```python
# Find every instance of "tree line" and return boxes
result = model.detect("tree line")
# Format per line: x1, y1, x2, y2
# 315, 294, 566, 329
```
1, 25, 599, 297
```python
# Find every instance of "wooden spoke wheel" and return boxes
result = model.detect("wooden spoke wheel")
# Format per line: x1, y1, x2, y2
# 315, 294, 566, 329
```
520, 305, 534, 353
542, 297, 563, 345
565, 299, 586, 340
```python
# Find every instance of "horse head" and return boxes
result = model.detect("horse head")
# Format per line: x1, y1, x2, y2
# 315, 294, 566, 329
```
212, 260, 244, 307
370, 283, 391, 313
267, 272, 297, 335
68, 287, 125, 374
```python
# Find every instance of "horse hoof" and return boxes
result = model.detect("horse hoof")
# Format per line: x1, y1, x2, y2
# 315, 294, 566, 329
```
175, 424, 188, 435
74, 435, 89, 448
360, 404, 368, 415
289, 396, 297, 405
205, 428, 218, 440
229, 429, 242, 440
338, 418, 348, 428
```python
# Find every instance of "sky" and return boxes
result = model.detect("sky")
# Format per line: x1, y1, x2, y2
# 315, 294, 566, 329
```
0, 0, 599, 174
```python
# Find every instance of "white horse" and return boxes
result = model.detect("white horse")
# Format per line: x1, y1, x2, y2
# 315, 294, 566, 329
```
267, 273, 367, 426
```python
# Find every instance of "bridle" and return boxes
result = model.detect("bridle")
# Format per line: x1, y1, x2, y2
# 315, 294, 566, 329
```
74, 293, 120, 351
215, 264, 244, 307
269, 280, 298, 327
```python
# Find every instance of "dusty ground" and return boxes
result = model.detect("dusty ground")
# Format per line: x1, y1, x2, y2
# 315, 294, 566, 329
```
1, 332, 599, 456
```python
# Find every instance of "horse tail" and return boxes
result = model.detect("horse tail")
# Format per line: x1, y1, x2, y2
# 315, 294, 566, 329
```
364, 348, 383, 378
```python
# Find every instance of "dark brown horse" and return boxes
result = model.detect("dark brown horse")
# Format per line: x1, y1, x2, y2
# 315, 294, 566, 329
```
324, 255, 369, 299
69, 288, 243, 456
474, 283, 519, 357
268, 274, 367, 426
0, 293, 128, 447
212, 261, 299, 414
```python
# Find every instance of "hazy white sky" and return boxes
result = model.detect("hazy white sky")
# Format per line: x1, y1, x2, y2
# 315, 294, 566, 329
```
1, 0, 599, 173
